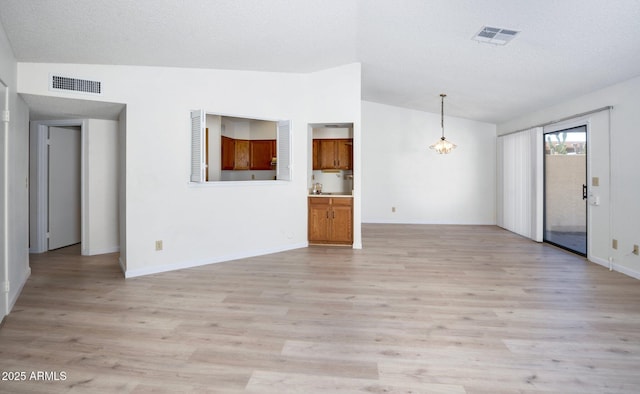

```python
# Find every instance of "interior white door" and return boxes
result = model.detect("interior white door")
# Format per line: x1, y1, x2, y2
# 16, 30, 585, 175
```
48, 126, 81, 250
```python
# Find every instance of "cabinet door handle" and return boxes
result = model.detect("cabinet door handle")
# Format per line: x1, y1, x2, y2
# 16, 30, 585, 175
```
332, 210, 335, 219
326, 211, 329, 218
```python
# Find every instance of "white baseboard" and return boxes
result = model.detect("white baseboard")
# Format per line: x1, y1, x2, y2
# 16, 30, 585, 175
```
118, 256, 126, 277
589, 256, 640, 280
9, 266, 31, 312
82, 246, 120, 256
362, 219, 497, 225
124, 242, 308, 279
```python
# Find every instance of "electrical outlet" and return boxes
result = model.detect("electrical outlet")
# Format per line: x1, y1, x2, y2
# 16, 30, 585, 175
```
155, 240, 163, 251
592, 177, 599, 187
392, 207, 396, 213
612, 239, 618, 250
634, 245, 639, 256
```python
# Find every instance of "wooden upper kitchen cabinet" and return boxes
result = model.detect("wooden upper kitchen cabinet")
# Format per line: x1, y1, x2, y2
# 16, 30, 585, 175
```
223, 137, 275, 171
318, 139, 337, 169
222, 136, 249, 170
250, 140, 276, 170
308, 197, 353, 245
312, 139, 321, 170
313, 139, 353, 170
221, 136, 235, 170
234, 140, 250, 170
335, 139, 352, 170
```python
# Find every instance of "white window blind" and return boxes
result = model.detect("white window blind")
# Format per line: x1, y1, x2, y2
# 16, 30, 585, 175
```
497, 127, 543, 241
276, 120, 291, 181
190, 109, 205, 183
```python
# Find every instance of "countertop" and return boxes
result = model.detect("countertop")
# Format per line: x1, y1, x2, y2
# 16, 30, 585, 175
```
308, 192, 353, 198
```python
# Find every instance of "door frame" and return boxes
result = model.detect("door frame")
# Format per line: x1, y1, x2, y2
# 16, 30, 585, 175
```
543, 120, 591, 257
1, 78, 9, 319
30, 119, 88, 254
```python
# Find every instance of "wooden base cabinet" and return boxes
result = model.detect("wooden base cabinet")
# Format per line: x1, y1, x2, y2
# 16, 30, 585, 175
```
308, 197, 353, 245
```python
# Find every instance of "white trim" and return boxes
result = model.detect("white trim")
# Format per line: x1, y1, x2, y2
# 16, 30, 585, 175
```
1, 79, 8, 318
124, 242, 308, 278
118, 256, 126, 276
8, 266, 30, 311
31, 124, 48, 253
361, 219, 496, 225
187, 180, 291, 188
585, 121, 594, 263
30, 119, 87, 253
81, 121, 90, 255
84, 246, 120, 256
589, 256, 640, 280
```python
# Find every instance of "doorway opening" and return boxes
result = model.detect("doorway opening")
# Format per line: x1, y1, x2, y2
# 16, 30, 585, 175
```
47, 126, 81, 251
543, 125, 587, 256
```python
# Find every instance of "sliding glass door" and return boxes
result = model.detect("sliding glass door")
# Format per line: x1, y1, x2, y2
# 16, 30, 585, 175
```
544, 126, 587, 255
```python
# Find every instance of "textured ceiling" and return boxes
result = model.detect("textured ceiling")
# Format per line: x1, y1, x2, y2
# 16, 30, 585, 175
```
1, 0, 639, 123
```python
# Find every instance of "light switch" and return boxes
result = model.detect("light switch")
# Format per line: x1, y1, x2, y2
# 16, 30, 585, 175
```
592, 177, 599, 187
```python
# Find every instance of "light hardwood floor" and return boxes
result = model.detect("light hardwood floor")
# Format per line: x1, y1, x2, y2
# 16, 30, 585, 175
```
1, 224, 640, 393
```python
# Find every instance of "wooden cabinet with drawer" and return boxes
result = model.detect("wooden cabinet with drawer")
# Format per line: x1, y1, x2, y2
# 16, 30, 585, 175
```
308, 197, 353, 245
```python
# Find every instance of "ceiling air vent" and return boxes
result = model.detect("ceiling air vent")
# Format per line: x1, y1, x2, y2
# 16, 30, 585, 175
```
472, 26, 520, 46
50, 74, 102, 95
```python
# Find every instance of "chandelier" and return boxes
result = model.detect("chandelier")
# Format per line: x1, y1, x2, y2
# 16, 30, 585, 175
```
429, 94, 457, 154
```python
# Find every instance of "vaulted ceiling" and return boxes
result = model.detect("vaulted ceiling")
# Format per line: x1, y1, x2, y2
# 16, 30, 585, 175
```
1, 0, 639, 123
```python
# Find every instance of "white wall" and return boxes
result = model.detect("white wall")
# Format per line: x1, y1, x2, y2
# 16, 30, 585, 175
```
361, 101, 497, 224
248, 120, 277, 139
499, 75, 640, 279
18, 62, 362, 277
0, 21, 30, 318
220, 117, 275, 140
86, 119, 119, 255
313, 127, 353, 139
